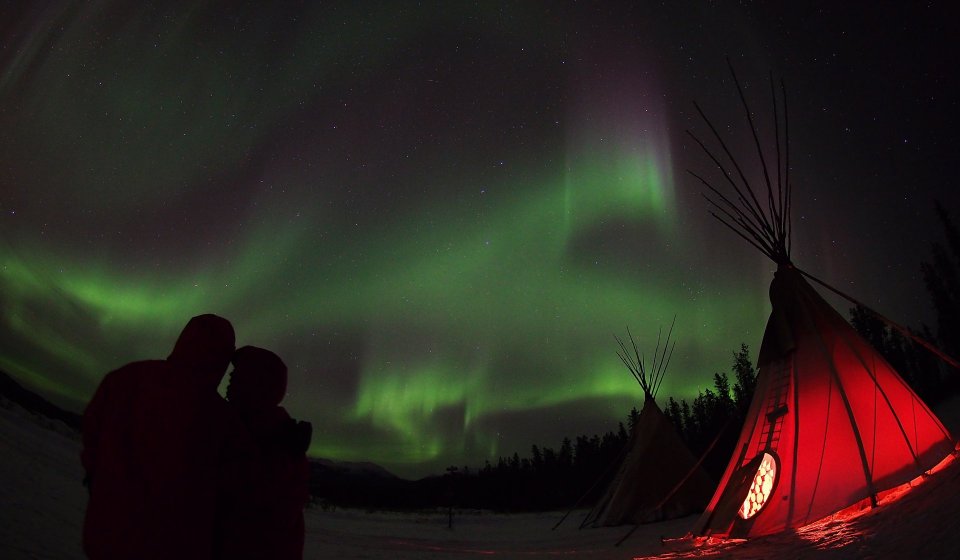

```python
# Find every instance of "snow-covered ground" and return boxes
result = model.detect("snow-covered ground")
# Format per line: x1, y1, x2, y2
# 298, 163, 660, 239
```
0, 398, 86, 560
3, 394, 960, 559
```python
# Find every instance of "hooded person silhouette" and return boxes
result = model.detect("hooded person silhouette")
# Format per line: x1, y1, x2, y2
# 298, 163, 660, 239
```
81, 314, 240, 560
216, 346, 311, 560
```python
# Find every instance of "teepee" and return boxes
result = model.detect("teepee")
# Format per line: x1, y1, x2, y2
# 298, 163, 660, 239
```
687, 66, 955, 538
583, 323, 714, 527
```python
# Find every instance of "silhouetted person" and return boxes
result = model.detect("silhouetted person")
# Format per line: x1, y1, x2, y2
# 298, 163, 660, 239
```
216, 346, 312, 560
81, 314, 237, 559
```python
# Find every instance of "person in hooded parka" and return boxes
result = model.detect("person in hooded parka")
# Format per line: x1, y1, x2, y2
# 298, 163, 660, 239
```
81, 314, 245, 560
215, 346, 312, 560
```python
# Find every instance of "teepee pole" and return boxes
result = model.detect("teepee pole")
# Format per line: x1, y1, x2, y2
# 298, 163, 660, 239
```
614, 416, 734, 548
770, 72, 784, 242
651, 415, 731, 517
552, 440, 630, 531
692, 63, 792, 265
652, 318, 677, 398
782, 80, 792, 257
727, 60, 779, 241
686, 124, 777, 252
831, 311, 932, 470
809, 314, 880, 507
797, 267, 960, 371
690, 140, 779, 259
615, 333, 647, 394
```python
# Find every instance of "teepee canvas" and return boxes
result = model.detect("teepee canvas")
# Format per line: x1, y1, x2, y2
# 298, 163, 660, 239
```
584, 325, 714, 526
688, 67, 955, 538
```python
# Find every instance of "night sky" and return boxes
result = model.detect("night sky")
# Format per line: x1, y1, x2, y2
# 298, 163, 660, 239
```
2, 1, 957, 479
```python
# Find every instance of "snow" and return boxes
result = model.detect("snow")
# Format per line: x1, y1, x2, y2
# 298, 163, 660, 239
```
3, 394, 960, 559
303, 508, 692, 559
0, 398, 86, 560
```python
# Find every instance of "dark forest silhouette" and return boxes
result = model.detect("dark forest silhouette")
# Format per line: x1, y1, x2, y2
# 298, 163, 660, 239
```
662, 344, 756, 480
848, 202, 960, 405
921, 202, 960, 395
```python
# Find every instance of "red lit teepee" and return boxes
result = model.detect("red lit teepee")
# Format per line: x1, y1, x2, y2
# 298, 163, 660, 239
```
687, 66, 955, 538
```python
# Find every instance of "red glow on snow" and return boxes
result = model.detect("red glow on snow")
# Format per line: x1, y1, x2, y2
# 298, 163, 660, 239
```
637, 448, 958, 558
794, 448, 958, 547
844, 447, 957, 514
738, 452, 776, 519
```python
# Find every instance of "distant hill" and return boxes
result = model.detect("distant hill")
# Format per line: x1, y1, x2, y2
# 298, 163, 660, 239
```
0, 370, 82, 431
311, 457, 399, 479
308, 458, 460, 509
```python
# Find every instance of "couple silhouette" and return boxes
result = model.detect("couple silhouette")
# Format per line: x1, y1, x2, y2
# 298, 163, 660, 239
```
80, 314, 311, 559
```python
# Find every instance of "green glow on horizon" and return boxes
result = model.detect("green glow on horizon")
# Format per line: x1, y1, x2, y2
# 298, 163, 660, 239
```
0, 355, 88, 404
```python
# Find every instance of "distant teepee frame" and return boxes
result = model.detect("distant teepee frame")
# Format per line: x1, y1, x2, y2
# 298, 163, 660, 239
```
580, 320, 714, 530
613, 318, 676, 402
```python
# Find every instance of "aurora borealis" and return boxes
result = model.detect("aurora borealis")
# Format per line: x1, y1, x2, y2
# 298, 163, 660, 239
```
1, 2, 956, 478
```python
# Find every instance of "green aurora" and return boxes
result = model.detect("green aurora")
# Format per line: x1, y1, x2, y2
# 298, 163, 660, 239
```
19, 1, 938, 479
1, 140, 768, 475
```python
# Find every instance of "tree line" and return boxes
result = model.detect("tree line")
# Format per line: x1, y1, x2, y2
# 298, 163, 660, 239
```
442, 344, 758, 511
851, 202, 960, 404
662, 344, 756, 479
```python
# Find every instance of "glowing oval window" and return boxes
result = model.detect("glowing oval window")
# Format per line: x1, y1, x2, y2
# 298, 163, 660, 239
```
738, 452, 778, 520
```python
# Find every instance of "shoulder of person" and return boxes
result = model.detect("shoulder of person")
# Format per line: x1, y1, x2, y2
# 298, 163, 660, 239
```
97, 360, 168, 391
110, 359, 169, 376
